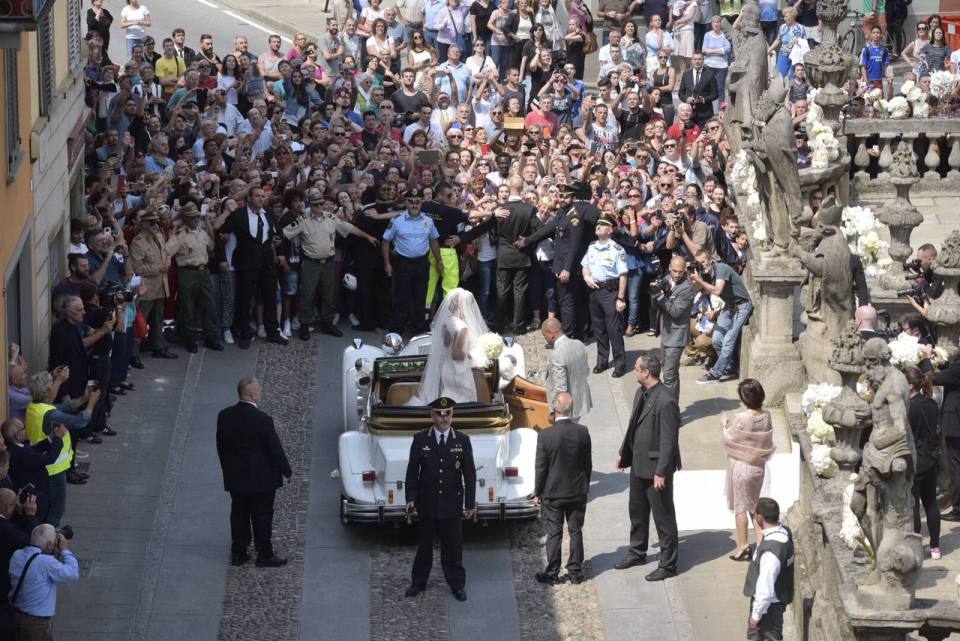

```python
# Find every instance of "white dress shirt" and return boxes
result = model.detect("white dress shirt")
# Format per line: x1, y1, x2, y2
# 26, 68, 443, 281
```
247, 209, 267, 242
751, 525, 789, 620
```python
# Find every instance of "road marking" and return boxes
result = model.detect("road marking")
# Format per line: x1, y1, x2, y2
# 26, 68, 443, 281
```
222, 9, 293, 44
194, 0, 218, 7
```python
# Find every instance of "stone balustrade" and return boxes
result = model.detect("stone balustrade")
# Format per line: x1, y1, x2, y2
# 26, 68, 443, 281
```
842, 119, 960, 193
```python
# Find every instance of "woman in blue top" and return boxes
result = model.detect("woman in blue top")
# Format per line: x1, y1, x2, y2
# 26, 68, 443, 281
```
768, 6, 804, 78
702, 16, 732, 103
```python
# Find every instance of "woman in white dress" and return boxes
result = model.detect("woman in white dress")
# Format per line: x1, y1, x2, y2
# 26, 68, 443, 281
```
413, 288, 489, 405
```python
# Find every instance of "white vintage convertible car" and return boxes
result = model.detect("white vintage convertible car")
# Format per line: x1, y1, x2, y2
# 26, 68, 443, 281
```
338, 333, 553, 524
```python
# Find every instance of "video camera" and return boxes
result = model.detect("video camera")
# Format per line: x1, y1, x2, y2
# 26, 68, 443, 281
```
98, 283, 134, 309
647, 257, 666, 297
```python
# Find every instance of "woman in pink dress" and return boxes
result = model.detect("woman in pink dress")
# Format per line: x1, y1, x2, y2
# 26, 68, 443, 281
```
721, 379, 775, 561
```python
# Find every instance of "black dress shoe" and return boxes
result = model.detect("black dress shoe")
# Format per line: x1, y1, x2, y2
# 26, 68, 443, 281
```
593, 364, 609, 374
231, 553, 250, 566
186, 340, 199, 354
66, 470, 87, 485
84, 433, 103, 444
568, 573, 586, 585
119, 382, 135, 391
299, 325, 311, 341
405, 584, 426, 597
109, 386, 126, 395
238, 338, 251, 350
129, 357, 145, 370
452, 587, 467, 601
535, 572, 561, 585
152, 349, 179, 359
645, 567, 677, 581
611, 369, 626, 378
204, 338, 225, 351
942, 510, 960, 521
99, 427, 118, 436
75, 471, 90, 480
266, 333, 289, 346
614, 554, 647, 570
254, 555, 288, 568
320, 322, 344, 337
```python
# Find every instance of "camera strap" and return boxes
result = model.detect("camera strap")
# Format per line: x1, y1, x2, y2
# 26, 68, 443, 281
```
9, 553, 41, 608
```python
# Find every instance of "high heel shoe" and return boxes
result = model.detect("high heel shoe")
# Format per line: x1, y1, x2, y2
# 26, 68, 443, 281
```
729, 547, 751, 561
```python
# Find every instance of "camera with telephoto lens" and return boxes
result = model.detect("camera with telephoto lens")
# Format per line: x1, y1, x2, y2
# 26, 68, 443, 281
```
895, 282, 927, 304
903, 258, 923, 274
98, 283, 134, 309
648, 257, 665, 297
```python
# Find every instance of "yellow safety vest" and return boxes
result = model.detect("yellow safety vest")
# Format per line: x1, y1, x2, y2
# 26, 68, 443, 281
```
25, 402, 74, 476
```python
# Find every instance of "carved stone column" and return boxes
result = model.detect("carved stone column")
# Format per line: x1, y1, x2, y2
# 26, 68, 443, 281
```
742, 254, 807, 405
822, 323, 868, 469
878, 142, 924, 292
927, 230, 960, 358
807, 0, 853, 128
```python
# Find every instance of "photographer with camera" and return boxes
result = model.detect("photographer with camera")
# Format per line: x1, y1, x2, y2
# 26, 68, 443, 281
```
650, 256, 696, 401
8, 523, 79, 639
0, 487, 38, 637
79, 283, 119, 443
900, 244, 945, 318
2, 418, 63, 531
665, 203, 716, 262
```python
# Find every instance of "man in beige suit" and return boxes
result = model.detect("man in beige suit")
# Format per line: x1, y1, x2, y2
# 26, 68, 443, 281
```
130, 209, 177, 359
541, 319, 592, 422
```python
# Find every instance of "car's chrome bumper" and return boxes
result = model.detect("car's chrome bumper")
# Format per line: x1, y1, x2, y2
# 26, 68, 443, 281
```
341, 497, 539, 524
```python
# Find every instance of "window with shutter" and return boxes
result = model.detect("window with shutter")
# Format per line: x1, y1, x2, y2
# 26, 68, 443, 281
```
68, 0, 82, 72
4, 49, 23, 183
38, 13, 56, 117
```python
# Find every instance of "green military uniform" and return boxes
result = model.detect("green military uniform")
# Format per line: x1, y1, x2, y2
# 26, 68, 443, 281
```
130, 209, 172, 355
282, 193, 363, 339
165, 202, 223, 351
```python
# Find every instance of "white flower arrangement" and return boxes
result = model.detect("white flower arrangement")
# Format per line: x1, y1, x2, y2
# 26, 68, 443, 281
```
806, 410, 837, 445
930, 70, 960, 100
477, 332, 504, 363
840, 475, 866, 549
840, 206, 892, 275
888, 334, 925, 367
864, 257, 893, 278
899, 79, 931, 118
731, 151, 759, 203
811, 443, 839, 478
886, 96, 910, 119
801, 383, 842, 416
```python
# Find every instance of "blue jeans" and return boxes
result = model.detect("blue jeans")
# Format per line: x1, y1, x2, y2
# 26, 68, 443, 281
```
424, 28, 440, 52
492, 44, 510, 81
627, 269, 644, 327
710, 301, 753, 378
710, 66, 728, 103
125, 38, 144, 60
47, 472, 66, 526
477, 259, 496, 318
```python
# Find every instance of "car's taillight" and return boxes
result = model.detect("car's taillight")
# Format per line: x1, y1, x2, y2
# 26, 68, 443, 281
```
504, 467, 519, 478
362, 470, 376, 481
488, 487, 495, 502
388, 489, 395, 504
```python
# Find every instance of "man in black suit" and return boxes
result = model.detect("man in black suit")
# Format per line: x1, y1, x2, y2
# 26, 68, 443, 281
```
404, 397, 477, 601
534, 392, 592, 585
0, 487, 38, 635
216, 186, 289, 350
450, 175, 540, 334
678, 52, 719, 128
216, 377, 292, 567
2, 418, 64, 524
934, 354, 960, 521
615, 354, 682, 581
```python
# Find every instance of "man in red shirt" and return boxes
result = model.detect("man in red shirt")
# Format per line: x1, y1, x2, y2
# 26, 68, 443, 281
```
523, 95, 559, 138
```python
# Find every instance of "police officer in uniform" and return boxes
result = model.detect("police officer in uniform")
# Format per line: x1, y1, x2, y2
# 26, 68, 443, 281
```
283, 193, 380, 340
744, 497, 794, 641
581, 216, 629, 377
517, 182, 596, 339
382, 188, 444, 335
164, 202, 225, 353
130, 209, 177, 359
404, 397, 477, 601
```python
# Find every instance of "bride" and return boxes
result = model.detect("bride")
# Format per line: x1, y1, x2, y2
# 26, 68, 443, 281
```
412, 288, 489, 405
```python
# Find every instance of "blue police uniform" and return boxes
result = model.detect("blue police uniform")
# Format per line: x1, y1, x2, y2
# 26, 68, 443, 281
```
383, 211, 439, 334
581, 238, 629, 373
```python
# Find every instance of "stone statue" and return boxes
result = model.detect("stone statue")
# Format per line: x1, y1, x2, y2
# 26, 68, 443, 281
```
821, 323, 870, 467
745, 78, 803, 255
726, 1, 768, 152
850, 338, 923, 610
792, 197, 853, 384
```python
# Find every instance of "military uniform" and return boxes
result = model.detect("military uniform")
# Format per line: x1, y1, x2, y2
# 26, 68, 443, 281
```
130, 210, 173, 355
581, 226, 628, 375
404, 397, 477, 598
165, 203, 222, 352
282, 195, 361, 339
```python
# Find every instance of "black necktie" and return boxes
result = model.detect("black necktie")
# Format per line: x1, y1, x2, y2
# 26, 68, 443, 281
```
439, 433, 445, 447
694, 70, 700, 86
256, 212, 264, 244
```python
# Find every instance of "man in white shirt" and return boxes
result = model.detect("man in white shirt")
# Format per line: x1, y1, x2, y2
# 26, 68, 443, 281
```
744, 498, 794, 641
403, 104, 445, 145
597, 29, 622, 66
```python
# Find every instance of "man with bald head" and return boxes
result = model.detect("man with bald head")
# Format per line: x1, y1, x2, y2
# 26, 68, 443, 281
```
449, 174, 541, 334
654, 255, 696, 402
855, 305, 880, 341
216, 377, 292, 568
541, 319, 592, 422
533, 392, 593, 584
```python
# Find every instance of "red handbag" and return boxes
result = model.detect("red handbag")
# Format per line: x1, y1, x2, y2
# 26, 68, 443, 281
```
133, 308, 149, 340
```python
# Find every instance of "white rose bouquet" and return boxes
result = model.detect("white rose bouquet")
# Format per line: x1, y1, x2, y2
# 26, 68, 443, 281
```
477, 332, 504, 364
806, 410, 836, 445
811, 443, 839, 478
801, 383, 842, 416
840, 206, 891, 275
930, 70, 960, 99
888, 334, 924, 367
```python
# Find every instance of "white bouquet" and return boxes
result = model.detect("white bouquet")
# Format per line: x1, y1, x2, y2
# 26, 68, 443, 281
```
864, 257, 893, 278
913, 101, 930, 118
806, 410, 836, 445
856, 230, 890, 263
811, 147, 830, 169
930, 70, 960, 99
811, 443, 838, 478
841, 206, 881, 240
888, 334, 924, 367
885, 96, 910, 119
731, 151, 759, 204
477, 332, 504, 363
900, 80, 923, 103
841, 206, 891, 275
801, 383, 842, 416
